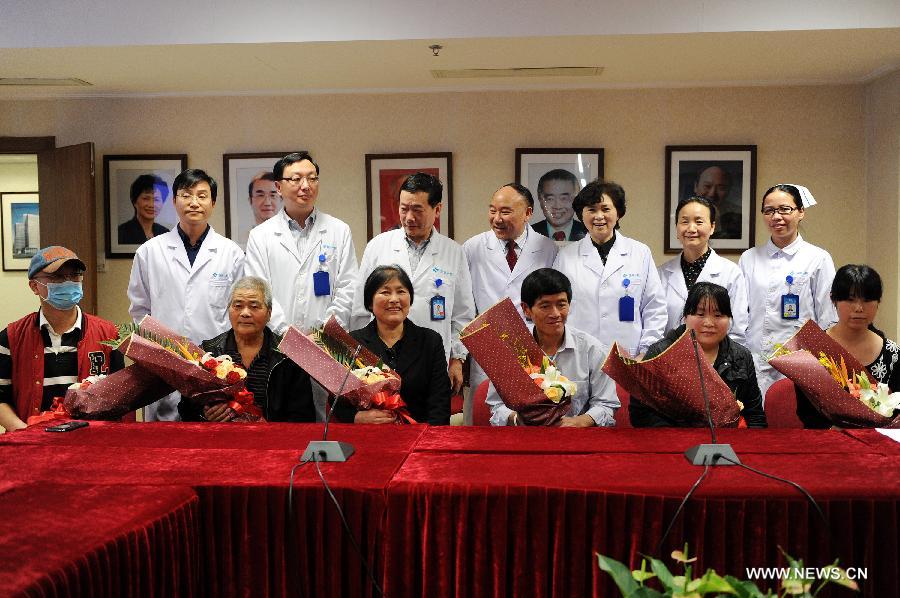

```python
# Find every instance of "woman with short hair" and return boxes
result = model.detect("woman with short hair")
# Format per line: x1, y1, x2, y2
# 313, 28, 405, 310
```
178, 276, 315, 422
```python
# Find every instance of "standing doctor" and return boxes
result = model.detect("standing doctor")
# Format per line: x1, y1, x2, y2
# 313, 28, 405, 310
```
463, 183, 558, 420
739, 184, 836, 399
553, 179, 666, 357
245, 152, 358, 334
351, 172, 475, 394
128, 169, 245, 421
658, 195, 749, 344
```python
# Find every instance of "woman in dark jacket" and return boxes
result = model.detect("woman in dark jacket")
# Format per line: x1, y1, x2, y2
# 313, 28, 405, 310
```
335, 265, 451, 425
178, 276, 315, 422
629, 282, 767, 428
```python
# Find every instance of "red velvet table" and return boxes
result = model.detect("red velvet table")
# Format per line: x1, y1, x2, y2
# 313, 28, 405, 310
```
0, 422, 426, 597
386, 427, 900, 598
0, 482, 199, 597
2, 424, 898, 597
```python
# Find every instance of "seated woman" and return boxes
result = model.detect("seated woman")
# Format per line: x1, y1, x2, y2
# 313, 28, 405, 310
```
334, 265, 451, 425
629, 282, 767, 428
797, 264, 900, 428
178, 276, 315, 422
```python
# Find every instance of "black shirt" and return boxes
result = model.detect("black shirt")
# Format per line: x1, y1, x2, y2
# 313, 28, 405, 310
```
176, 224, 211, 266
680, 247, 712, 291
591, 232, 617, 265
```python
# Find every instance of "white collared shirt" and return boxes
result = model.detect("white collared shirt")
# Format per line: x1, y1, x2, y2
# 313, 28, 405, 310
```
284, 207, 318, 257
485, 325, 620, 426
40, 306, 82, 352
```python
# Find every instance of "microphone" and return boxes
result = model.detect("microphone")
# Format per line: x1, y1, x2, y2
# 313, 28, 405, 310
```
683, 329, 741, 466
300, 343, 363, 463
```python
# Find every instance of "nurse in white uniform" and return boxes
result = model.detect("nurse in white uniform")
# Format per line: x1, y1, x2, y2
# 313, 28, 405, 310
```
552, 179, 667, 357
128, 169, 245, 421
739, 184, 837, 400
658, 195, 749, 344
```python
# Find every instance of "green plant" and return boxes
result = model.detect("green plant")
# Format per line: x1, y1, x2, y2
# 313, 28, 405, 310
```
596, 544, 858, 597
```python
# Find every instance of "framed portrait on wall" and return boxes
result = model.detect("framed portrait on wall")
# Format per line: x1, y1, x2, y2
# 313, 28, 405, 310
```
365, 153, 453, 241
664, 145, 757, 254
515, 148, 604, 244
104, 154, 188, 258
1, 192, 40, 271
222, 152, 290, 249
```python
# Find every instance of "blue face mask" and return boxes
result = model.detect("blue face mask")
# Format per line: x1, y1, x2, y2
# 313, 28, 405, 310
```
37, 280, 83, 310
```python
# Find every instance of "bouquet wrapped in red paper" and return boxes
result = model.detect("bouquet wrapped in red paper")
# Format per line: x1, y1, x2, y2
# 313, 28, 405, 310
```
601, 329, 742, 427
62, 368, 174, 421
768, 320, 900, 428
278, 316, 414, 423
114, 316, 262, 422
460, 298, 572, 426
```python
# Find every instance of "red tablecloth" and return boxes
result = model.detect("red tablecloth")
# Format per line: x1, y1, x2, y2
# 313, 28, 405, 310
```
3, 424, 898, 597
385, 427, 900, 598
1, 422, 426, 597
0, 482, 199, 597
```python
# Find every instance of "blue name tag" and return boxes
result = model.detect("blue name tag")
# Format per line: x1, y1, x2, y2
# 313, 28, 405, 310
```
618, 295, 635, 322
313, 270, 331, 297
781, 293, 799, 319
430, 295, 446, 321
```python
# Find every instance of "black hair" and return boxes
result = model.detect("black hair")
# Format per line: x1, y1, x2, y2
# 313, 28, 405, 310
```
273, 152, 319, 180
363, 265, 415, 312
497, 182, 534, 208
537, 169, 578, 196
248, 172, 276, 197
172, 169, 217, 201
682, 282, 733, 319
762, 184, 803, 210
675, 195, 717, 224
521, 268, 572, 307
129, 174, 169, 205
572, 179, 626, 228
400, 172, 442, 207
831, 264, 882, 303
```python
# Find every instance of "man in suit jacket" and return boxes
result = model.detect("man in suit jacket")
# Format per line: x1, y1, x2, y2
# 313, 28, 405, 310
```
531, 168, 587, 242
463, 183, 558, 422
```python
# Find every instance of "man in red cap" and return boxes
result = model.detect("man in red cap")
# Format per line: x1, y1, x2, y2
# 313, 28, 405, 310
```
0, 246, 123, 431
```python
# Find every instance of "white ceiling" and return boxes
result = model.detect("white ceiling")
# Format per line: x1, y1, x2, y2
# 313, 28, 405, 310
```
0, 1, 897, 98
2, 0, 898, 48
0, 29, 898, 99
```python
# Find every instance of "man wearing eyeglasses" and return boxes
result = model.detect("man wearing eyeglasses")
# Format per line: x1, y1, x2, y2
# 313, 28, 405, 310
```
245, 152, 358, 335
128, 168, 246, 421
0, 246, 124, 431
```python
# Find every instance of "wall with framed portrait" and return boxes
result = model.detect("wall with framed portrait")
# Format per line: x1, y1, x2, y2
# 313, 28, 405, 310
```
222, 152, 290, 249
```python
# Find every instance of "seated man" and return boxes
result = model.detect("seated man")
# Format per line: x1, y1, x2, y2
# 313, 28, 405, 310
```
0, 246, 124, 431
485, 267, 619, 426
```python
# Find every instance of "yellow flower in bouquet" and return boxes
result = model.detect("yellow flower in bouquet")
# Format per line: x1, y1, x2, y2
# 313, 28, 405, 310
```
527, 356, 577, 404
200, 353, 248, 384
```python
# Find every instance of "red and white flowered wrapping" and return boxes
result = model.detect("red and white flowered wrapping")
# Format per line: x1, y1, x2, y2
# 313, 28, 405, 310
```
601, 329, 741, 427
278, 316, 412, 420
122, 316, 261, 421
63, 366, 174, 420
769, 320, 900, 428
460, 298, 571, 426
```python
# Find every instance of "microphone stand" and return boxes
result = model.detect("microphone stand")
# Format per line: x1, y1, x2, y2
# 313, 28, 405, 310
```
683, 329, 741, 466
300, 344, 362, 463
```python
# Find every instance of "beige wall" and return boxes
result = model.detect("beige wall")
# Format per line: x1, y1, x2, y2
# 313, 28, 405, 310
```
0, 157, 40, 326
0, 82, 890, 335
865, 70, 900, 338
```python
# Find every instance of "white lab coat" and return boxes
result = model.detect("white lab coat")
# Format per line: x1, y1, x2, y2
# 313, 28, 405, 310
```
739, 235, 837, 400
553, 233, 667, 357
462, 228, 558, 397
127, 226, 245, 420
658, 249, 749, 345
245, 209, 358, 334
351, 228, 476, 362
